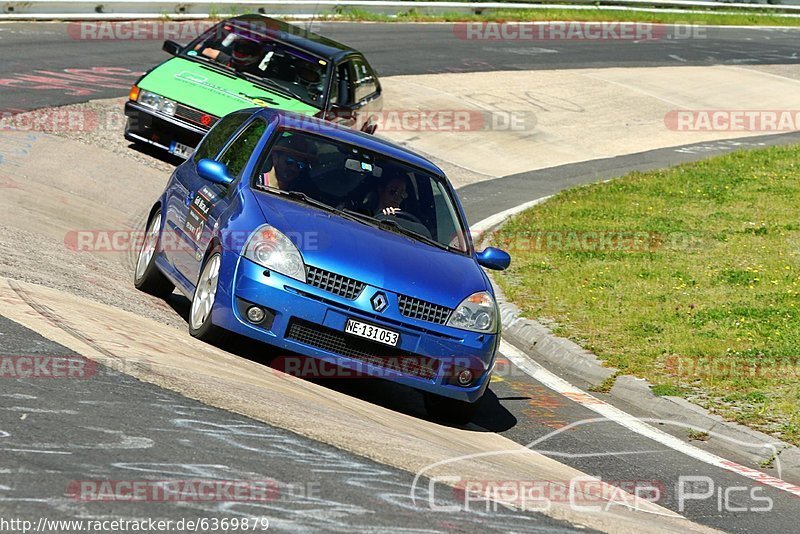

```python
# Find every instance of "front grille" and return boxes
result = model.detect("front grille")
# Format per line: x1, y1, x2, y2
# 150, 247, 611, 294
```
397, 295, 452, 325
286, 319, 439, 381
175, 104, 218, 129
305, 266, 365, 300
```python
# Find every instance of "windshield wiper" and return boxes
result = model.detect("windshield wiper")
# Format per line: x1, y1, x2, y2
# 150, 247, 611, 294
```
182, 54, 305, 102
239, 92, 279, 105
264, 193, 452, 251
265, 188, 335, 211
343, 210, 451, 251
379, 218, 451, 251
265, 189, 370, 226
239, 73, 306, 102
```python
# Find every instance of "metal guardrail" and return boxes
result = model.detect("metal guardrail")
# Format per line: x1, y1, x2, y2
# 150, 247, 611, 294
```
2, 0, 800, 20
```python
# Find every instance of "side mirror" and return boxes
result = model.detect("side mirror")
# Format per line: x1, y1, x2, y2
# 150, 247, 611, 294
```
477, 247, 511, 271
197, 159, 234, 186
324, 104, 355, 124
330, 102, 355, 113
162, 40, 182, 56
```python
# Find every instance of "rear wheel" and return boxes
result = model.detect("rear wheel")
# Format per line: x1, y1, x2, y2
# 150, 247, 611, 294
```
424, 393, 482, 425
134, 209, 174, 298
189, 250, 227, 343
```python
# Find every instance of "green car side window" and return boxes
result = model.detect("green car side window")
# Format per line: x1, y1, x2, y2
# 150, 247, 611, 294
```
218, 120, 267, 178
193, 112, 249, 164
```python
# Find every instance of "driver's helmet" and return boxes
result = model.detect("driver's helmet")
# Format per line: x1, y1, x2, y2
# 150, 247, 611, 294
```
230, 38, 262, 68
296, 64, 322, 85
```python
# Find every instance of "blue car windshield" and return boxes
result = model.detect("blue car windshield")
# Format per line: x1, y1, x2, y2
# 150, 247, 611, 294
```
254, 131, 470, 253
186, 23, 329, 107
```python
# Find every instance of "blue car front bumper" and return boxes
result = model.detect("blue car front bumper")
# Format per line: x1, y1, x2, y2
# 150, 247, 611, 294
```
212, 252, 498, 403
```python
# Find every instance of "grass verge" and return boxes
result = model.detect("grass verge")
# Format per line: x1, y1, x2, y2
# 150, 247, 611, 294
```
332, 8, 800, 27
492, 143, 800, 445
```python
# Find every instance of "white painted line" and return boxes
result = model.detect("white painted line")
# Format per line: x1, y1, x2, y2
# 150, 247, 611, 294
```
0, 448, 72, 454
500, 339, 800, 499
470, 196, 551, 237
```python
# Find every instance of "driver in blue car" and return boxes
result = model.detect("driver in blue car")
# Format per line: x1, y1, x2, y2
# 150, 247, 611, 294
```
258, 134, 320, 198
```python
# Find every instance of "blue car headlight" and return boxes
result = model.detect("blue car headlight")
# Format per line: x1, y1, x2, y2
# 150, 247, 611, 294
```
244, 225, 306, 282
446, 291, 497, 333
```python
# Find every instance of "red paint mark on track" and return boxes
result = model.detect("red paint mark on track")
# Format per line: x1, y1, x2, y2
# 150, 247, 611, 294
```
0, 67, 142, 96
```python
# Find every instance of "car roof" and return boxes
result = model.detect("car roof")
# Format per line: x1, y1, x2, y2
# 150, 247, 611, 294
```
226, 15, 358, 62
254, 109, 446, 178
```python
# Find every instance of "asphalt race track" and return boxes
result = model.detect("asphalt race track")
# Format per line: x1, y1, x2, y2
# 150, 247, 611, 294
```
0, 315, 581, 533
2, 23, 800, 112
2, 21, 800, 533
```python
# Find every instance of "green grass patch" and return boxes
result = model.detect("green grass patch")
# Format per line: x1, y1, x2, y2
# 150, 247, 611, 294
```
588, 372, 620, 393
329, 8, 800, 27
652, 384, 688, 397
687, 429, 711, 441
493, 143, 800, 445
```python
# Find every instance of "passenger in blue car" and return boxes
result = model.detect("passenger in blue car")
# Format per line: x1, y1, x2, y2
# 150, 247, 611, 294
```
368, 172, 433, 239
375, 175, 408, 216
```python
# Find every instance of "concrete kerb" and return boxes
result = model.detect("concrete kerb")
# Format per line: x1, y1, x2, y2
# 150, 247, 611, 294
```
474, 200, 800, 480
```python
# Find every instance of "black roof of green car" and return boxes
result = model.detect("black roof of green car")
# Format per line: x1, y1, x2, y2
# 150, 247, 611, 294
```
226, 15, 359, 63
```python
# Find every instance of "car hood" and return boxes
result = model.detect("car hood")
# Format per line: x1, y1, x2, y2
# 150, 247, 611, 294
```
138, 57, 320, 117
251, 192, 489, 307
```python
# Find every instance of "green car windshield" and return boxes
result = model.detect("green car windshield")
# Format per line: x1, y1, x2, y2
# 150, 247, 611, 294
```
185, 25, 330, 108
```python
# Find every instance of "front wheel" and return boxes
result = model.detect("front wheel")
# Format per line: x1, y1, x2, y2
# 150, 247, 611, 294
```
134, 209, 174, 298
424, 393, 482, 425
189, 250, 227, 343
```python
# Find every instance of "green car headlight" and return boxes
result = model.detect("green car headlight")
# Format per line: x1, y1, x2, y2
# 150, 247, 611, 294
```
138, 90, 177, 117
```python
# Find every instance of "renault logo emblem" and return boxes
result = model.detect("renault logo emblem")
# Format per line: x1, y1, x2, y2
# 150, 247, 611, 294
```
371, 292, 388, 313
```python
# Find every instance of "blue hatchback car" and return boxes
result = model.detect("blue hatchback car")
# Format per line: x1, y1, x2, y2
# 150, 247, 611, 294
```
134, 108, 510, 423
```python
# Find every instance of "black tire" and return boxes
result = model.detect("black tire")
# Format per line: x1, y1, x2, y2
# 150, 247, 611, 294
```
134, 209, 175, 298
189, 249, 227, 344
424, 393, 482, 425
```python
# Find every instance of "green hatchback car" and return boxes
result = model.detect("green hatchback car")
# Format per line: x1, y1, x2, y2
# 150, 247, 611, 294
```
124, 15, 383, 158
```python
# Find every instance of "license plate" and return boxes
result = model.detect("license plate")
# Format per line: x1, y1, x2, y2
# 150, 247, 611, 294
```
170, 141, 193, 159
344, 319, 399, 347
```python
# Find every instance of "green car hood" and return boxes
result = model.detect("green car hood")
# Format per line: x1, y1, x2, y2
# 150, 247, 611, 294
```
138, 57, 320, 118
